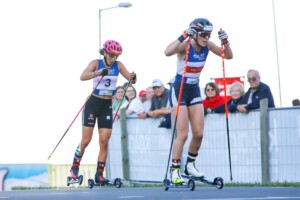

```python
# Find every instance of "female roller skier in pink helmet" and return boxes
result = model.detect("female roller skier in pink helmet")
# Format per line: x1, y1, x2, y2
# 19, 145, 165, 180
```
69, 40, 136, 183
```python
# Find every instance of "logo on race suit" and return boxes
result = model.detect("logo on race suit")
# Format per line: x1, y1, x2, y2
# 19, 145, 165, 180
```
193, 52, 205, 60
88, 114, 94, 120
190, 97, 202, 104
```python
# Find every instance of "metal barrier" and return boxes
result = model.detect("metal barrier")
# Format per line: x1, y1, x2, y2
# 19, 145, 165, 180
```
108, 103, 300, 183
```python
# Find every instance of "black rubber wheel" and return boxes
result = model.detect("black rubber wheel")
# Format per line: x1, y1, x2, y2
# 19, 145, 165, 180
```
213, 177, 224, 189
188, 179, 195, 191
163, 179, 170, 191
88, 179, 94, 189
78, 175, 83, 185
115, 178, 122, 188
67, 177, 71, 186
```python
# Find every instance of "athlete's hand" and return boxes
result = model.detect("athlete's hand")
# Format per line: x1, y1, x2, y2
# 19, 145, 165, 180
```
183, 27, 196, 38
94, 68, 108, 77
101, 68, 108, 76
218, 29, 229, 45
130, 72, 137, 84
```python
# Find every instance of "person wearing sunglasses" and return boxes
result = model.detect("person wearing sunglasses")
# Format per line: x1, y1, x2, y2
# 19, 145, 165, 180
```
164, 18, 233, 184
68, 40, 137, 184
237, 69, 275, 113
203, 82, 224, 115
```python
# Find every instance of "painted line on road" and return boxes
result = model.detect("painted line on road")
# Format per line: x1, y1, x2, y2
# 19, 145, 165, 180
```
118, 196, 144, 199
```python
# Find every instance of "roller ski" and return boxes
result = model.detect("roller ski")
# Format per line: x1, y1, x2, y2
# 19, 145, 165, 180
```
181, 162, 224, 189
163, 166, 196, 191
88, 172, 122, 189
67, 166, 83, 186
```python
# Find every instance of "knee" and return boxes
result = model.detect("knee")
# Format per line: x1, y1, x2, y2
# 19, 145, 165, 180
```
81, 139, 91, 148
193, 131, 203, 141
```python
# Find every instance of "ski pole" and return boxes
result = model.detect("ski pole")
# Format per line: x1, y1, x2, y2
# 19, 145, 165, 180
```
48, 75, 105, 160
164, 40, 191, 181
220, 28, 233, 181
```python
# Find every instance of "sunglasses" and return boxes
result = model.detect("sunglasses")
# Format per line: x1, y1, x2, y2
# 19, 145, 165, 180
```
206, 88, 215, 92
199, 32, 211, 38
153, 86, 161, 90
248, 77, 257, 82
107, 53, 118, 59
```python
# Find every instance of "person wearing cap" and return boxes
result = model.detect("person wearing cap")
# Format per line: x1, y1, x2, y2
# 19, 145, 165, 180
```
147, 79, 170, 118
138, 90, 147, 103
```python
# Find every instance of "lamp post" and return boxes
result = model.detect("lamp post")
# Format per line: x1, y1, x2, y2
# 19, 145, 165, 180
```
272, 0, 282, 107
99, 2, 132, 51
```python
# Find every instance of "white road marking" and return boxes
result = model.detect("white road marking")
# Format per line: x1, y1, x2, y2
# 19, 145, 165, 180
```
118, 196, 144, 199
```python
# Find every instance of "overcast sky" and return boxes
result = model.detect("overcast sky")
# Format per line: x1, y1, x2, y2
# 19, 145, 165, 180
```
0, 0, 299, 164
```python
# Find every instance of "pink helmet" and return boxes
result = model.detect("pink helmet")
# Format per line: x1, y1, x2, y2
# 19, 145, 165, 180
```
103, 40, 123, 55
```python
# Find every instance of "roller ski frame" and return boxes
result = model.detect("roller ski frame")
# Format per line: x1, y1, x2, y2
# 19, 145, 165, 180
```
181, 174, 224, 189
163, 178, 196, 191
88, 178, 122, 189
163, 175, 224, 191
67, 175, 83, 186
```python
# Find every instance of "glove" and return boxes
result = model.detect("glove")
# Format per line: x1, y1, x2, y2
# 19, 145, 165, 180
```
218, 30, 229, 45
94, 68, 108, 77
101, 68, 108, 76
178, 27, 196, 43
131, 72, 137, 84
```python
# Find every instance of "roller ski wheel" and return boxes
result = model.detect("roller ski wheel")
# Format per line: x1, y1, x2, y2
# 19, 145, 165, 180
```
188, 179, 195, 191
88, 179, 95, 189
66, 175, 83, 186
163, 179, 170, 191
213, 177, 224, 189
114, 178, 122, 188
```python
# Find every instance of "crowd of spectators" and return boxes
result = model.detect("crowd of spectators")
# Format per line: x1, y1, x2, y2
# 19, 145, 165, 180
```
112, 68, 278, 121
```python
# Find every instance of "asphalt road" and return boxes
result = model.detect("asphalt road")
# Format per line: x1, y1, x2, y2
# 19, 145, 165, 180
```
1, 186, 300, 200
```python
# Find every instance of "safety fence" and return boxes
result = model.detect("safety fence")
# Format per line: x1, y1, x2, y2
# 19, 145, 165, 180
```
108, 101, 300, 183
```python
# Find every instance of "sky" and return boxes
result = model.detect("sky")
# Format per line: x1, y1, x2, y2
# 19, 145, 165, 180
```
0, 0, 299, 164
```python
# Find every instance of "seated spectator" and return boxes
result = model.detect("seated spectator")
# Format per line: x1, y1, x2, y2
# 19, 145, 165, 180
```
112, 86, 129, 119
125, 85, 147, 119
139, 90, 147, 103
237, 69, 275, 113
148, 79, 170, 118
203, 82, 224, 115
214, 81, 245, 113
143, 86, 154, 112
292, 99, 300, 106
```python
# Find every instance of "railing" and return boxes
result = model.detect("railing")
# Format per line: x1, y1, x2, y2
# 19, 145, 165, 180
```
108, 100, 300, 183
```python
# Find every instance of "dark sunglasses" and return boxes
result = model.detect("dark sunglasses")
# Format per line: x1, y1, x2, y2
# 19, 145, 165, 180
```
199, 32, 211, 38
107, 53, 118, 59
206, 88, 215, 92
153, 86, 161, 90
248, 77, 257, 82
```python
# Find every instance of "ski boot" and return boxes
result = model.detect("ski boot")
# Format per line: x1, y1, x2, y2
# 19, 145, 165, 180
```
170, 166, 185, 185
67, 166, 83, 186
184, 161, 205, 179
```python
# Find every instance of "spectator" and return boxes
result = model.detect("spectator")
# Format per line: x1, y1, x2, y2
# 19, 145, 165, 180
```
237, 69, 275, 113
138, 90, 147, 103
202, 82, 224, 115
112, 86, 128, 119
214, 82, 245, 113
148, 79, 171, 118
167, 77, 175, 88
143, 86, 154, 112
125, 85, 147, 119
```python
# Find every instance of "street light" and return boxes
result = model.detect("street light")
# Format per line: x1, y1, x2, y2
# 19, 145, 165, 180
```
98, 2, 132, 52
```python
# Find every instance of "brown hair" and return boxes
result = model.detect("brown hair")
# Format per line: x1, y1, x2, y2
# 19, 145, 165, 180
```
204, 82, 220, 96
